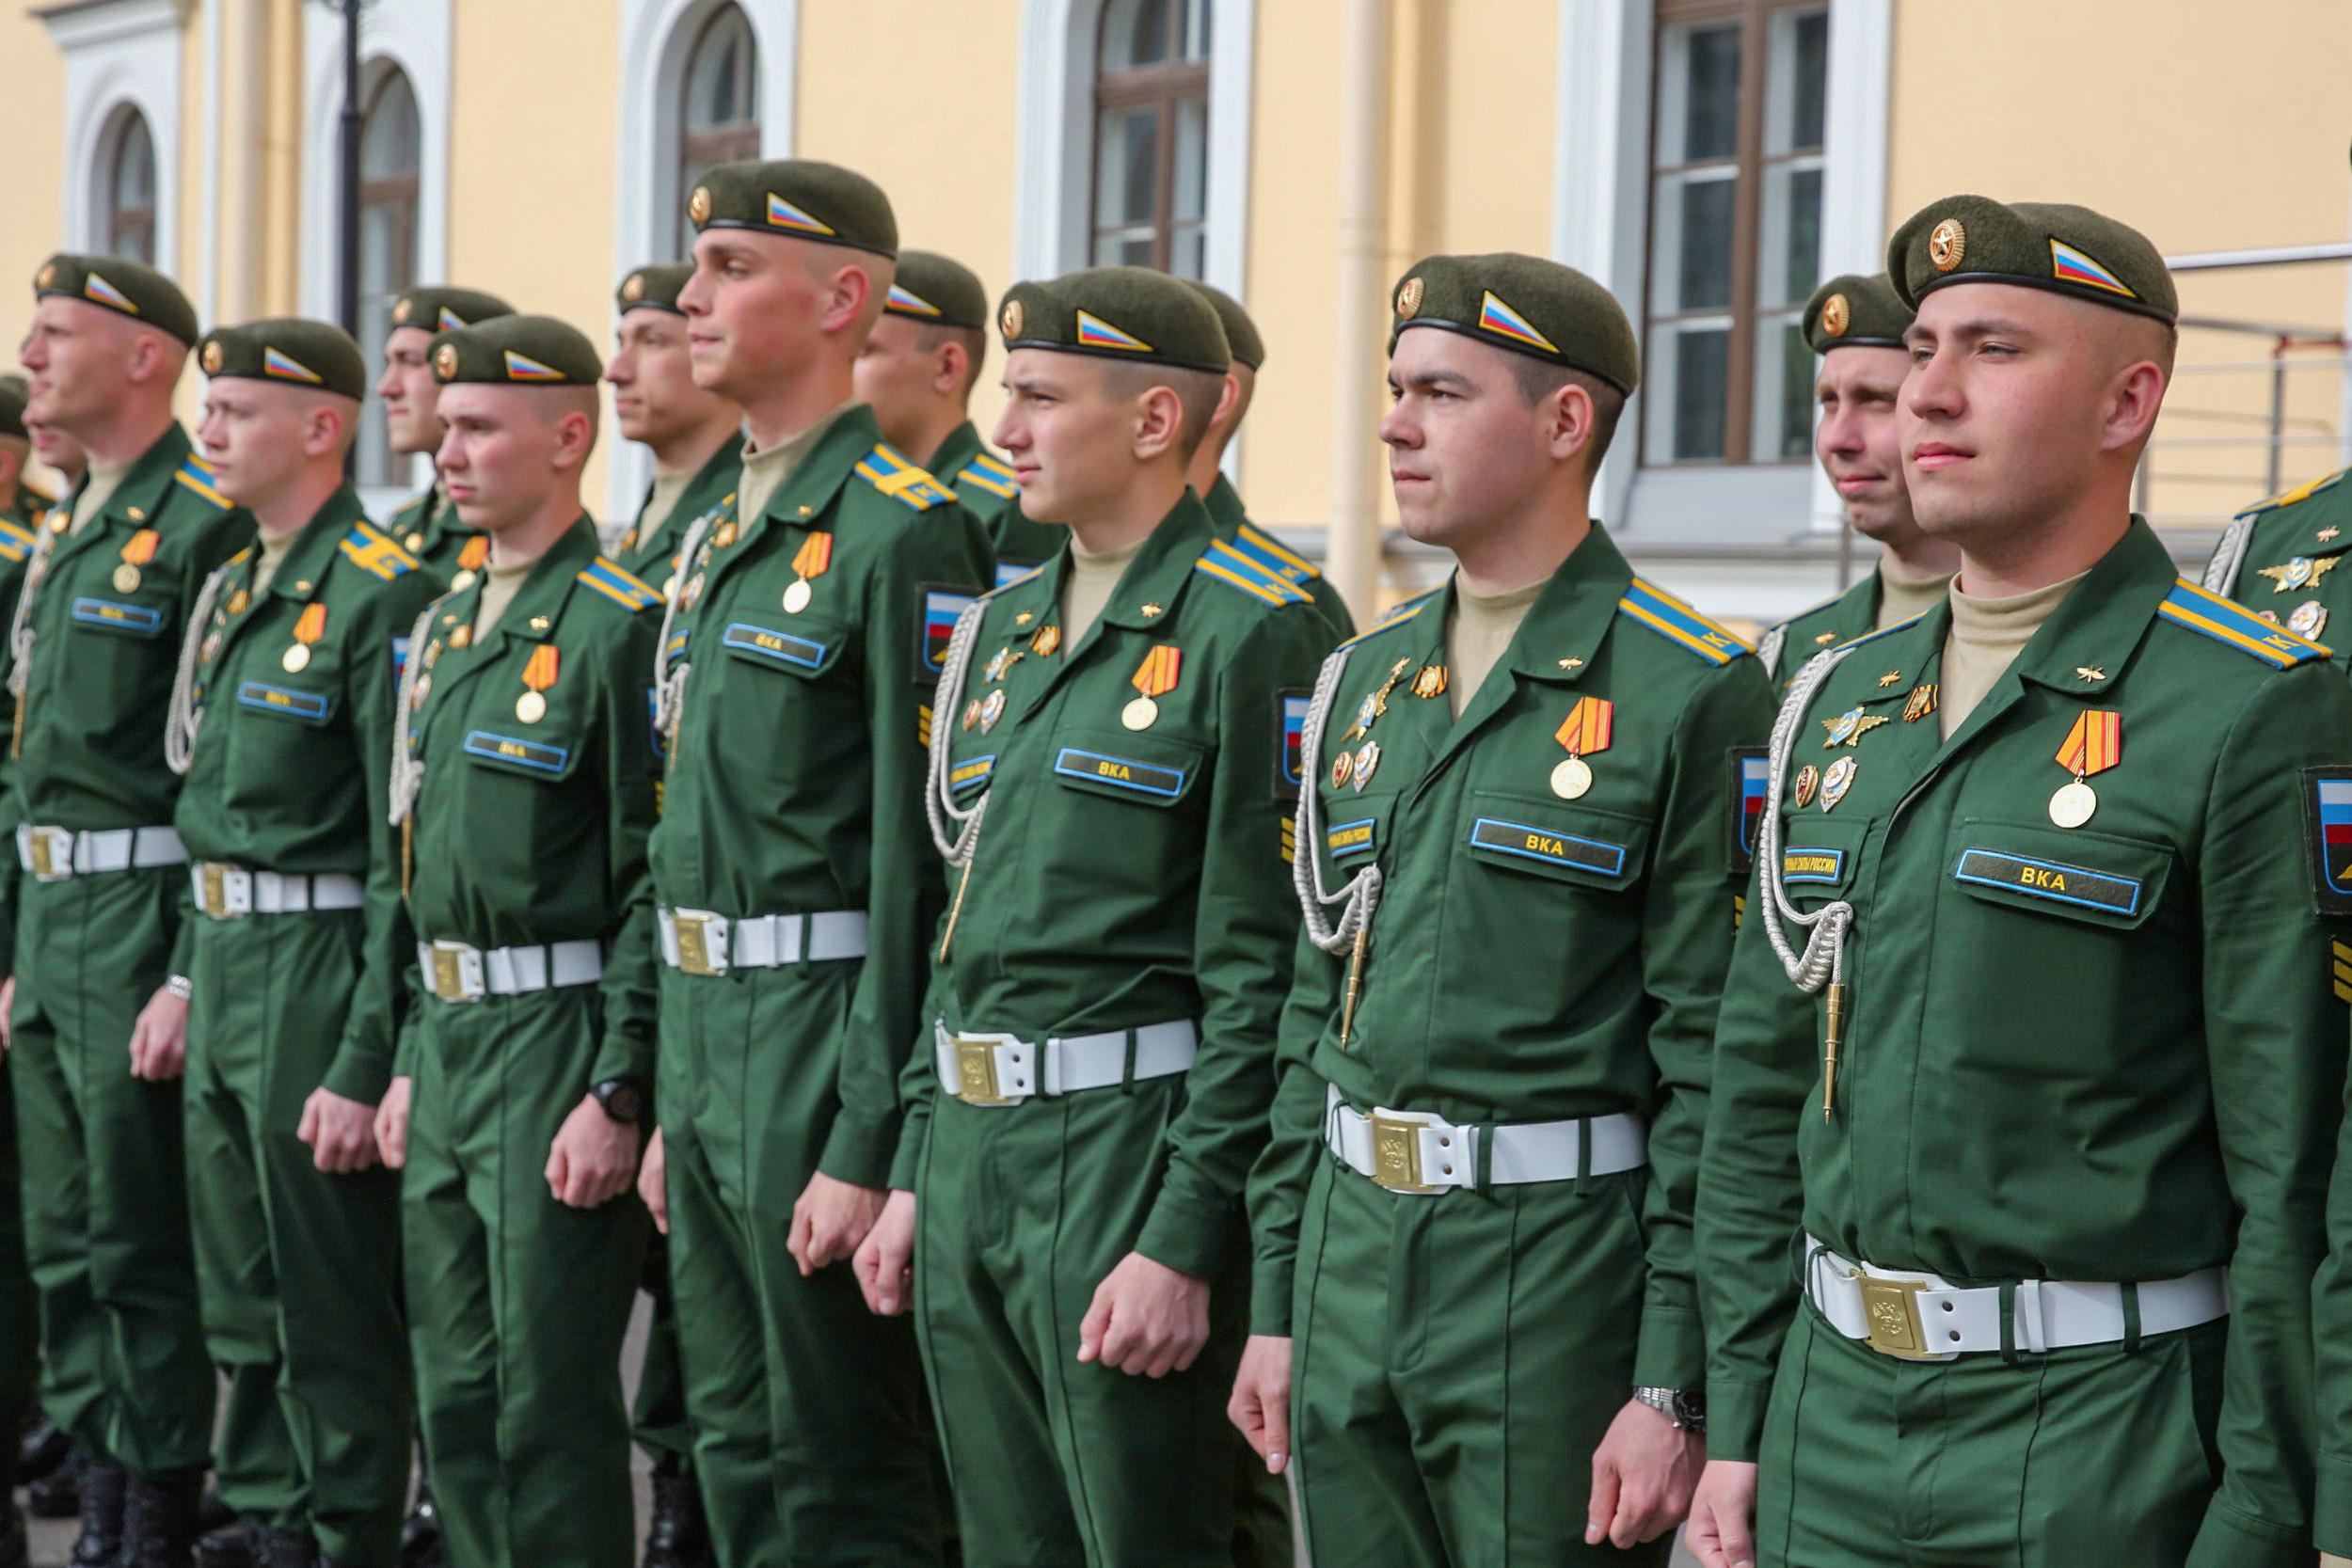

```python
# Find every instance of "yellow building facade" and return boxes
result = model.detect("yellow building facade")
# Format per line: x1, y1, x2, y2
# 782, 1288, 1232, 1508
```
7, 0, 2350, 626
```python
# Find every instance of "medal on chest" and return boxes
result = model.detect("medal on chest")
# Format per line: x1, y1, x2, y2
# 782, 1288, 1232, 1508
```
1123, 644, 1182, 731
114, 528, 159, 594
2050, 708, 2122, 829
450, 534, 489, 593
516, 643, 560, 724
282, 603, 326, 673
785, 531, 833, 613
1549, 695, 1613, 800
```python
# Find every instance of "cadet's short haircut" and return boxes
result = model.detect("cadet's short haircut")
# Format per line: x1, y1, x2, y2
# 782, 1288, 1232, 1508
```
919, 322, 989, 399
1507, 357, 1625, 474
1102, 360, 1225, 460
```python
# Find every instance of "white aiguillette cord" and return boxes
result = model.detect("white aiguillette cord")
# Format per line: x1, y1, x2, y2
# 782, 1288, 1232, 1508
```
1291, 645, 1381, 1047
1755, 642, 1862, 1119
925, 598, 993, 960
165, 562, 231, 775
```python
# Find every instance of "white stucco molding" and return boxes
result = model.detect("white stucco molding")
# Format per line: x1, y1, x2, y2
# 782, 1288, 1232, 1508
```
42, 0, 187, 266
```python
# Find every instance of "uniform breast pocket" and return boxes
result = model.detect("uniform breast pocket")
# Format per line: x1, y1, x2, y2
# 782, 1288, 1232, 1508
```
1459, 790, 1651, 895
711, 615, 855, 772
231, 679, 336, 728
67, 594, 172, 708
451, 724, 596, 886
1776, 817, 1873, 912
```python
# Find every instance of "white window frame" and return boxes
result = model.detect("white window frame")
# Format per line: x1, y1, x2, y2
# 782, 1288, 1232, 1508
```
297, 0, 453, 514
609, 0, 797, 517
43, 0, 184, 272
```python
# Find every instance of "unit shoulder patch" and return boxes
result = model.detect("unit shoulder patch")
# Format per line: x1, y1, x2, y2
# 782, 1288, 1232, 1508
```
1729, 746, 1769, 876
2304, 768, 2352, 916
2233, 464, 2350, 522
2156, 578, 2329, 668
1617, 578, 1752, 666
855, 444, 958, 512
339, 523, 422, 581
575, 557, 664, 614
1195, 537, 1311, 608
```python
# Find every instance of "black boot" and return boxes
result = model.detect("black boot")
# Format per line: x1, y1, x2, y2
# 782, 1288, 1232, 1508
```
69, 1456, 126, 1567
199, 1489, 237, 1534
397, 1482, 443, 1568
255, 1525, 320, 1568
120, 1470, 204, 1568
642, 1472, 712, 1568
17, 1416, 72, 1483
29, 1441, 85, 1518
197, 1518, 260, 1568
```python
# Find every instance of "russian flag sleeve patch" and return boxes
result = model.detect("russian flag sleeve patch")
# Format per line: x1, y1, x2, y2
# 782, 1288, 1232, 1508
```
2304, 767, 2352, 915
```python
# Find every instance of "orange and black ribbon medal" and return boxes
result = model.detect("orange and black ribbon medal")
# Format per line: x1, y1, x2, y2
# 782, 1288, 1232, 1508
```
2049, 709, 2120, 828
453, 534, 490, 587
516, 644, 560, 724
784, 531, 834, 613
1122, 644, 1182, 731
282, 603, 327, 673
1550, 695, 1613, 800
113, 528, 159, 593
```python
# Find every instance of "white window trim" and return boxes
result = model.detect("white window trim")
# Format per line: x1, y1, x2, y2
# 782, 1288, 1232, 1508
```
43, 0, 185, 271
609, 0, 798, 517
1012, 0, 1254, 477
297, 0, 453, 513
1553, 0, 1888, 592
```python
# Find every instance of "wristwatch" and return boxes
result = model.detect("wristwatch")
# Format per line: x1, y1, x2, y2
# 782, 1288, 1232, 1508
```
1633, 1386, 1706, 1431
592, 1076, 646, 1124
165, 974, 193, 1002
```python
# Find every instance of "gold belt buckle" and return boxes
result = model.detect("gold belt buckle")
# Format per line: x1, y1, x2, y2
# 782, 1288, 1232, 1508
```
1368, 1113, 1438, 1194
199, 863, 230, 918
1859, 1275, 1934, 1358
429, 946, 470, 1004
673, 912, 719, 976
27, 832, 54, 879
953, 1037, 1014, 1106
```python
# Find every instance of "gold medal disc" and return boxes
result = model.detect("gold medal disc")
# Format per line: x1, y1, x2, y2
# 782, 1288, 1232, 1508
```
516, 690, 548, 724
2048, 779, 2098, 829
1550, 756, 1593, 800
783, 577, 813, 614
1120, 696, 1158, 731
281, 644, 311, 673
405, 531, 426, 553
451, 569, 478, 593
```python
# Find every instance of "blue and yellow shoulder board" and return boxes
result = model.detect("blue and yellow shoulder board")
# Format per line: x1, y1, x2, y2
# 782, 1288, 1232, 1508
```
957, 452, 1019, 500
1827, 612, 1928, 657
979, 562, 1046, 602
575, 557, 663, 614
338, 522, 421, 581
2234, 465, 2349, 521
2158, 578, 2329, 668
1336, 589, 1438, 651
0, 517, 35, 564
856, 444, 958, 512
1195, 537, 1311, 608
1617, 578, 1752, 665
175, 454, 230, 509
1230, 521, 1325, 585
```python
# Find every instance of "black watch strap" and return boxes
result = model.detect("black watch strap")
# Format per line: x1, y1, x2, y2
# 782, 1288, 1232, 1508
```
593, 1077, 646, 1124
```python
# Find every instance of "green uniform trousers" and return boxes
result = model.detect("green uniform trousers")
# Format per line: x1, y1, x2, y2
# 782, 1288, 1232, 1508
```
1290, 1155, 1662, 1568
404, 986, 647, 1568
634, 1234, 693, 1476
185, 910, 411, 1566
914, 1079, 1245, 1568
9, 865, 213, 1476
1754, 1303, 2228, 1567
660, 962, 946, 1568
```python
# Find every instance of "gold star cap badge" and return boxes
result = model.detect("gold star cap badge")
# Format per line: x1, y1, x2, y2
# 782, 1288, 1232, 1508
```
200, 341, 223, 373
1820, 293, 1850, 337
1000, 299, 1025, 339
1929, 218, 1967, 273
35, 263, 55, 290
434, 342, 458, 379
1395, 277, 1423, 320
622, 273, 645, 303
689, 186, 712, 225
391, 296, 412, 325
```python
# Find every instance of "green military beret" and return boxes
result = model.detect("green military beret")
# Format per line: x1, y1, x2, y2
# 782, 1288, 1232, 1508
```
1887, 195, 2177, 325
429, 315, 602, 387
389, 286, 515, 337
617, 263, 692, 316
197, 318, 368, 401
1185, 281, 1264, 371
1388, 253, 1640, 396
33, 252, 199, 346
997, 266, 1230, 374
0, 375, 25, 441
884, 251, 989, 330
1804, 273, 1912, 354
687, 159, 898, 261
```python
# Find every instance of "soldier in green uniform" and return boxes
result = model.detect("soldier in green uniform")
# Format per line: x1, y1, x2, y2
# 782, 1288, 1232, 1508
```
166, 320, 436, 1568
635, 157, 986, 1568
1182, 282, 1353, 641
1688, 198, 2345, 1568
853, 246, 1063, 584
2201, 442, 2352, 646
850, 266, 1328, 1565
1756, 274, 1957, 689
374, 288, 514, 586
1227, 254, 1768, 1564
600, 260, 731, 1568
372, 316, 660, 1568
0, 375, 40, 1568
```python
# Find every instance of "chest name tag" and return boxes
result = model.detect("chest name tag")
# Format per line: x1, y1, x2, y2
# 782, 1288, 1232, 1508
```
1468, 816, 1626, 877
722, 622, 826, 671
1781, 847, 1846, 884
1053, 748, 1186, 800
1952, 848, 2141, 917
462, 730, 571, 775
1326, 818, 1377, 861
71, 596, 165, 635
234, 682, 330, 721
949, 754, 995, 796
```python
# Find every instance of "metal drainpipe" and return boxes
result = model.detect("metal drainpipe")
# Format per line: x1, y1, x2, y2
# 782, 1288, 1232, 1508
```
1325, 0, 1391, 624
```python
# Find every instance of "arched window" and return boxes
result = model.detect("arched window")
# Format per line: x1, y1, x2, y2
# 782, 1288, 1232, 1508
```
1090, 0, 1211, 277
358, 68, 422, 486
677, 5, 760, 254
103, 108, 157, 265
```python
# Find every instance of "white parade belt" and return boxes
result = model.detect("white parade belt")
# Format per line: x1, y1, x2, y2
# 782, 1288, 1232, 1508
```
933, 1018, 1199, 1106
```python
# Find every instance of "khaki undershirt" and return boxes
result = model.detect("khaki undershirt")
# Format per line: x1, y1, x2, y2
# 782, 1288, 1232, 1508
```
1059, 535, 1147, 649
1446, 578, 1547, 720
1877, 558, 1957, 629
1937, 570, 2088, 739
70, 459, 131, 535
735, 401, 854, 526
636, 469, 696, 544
471, 558, 536, 639
250, 527, 301, 595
